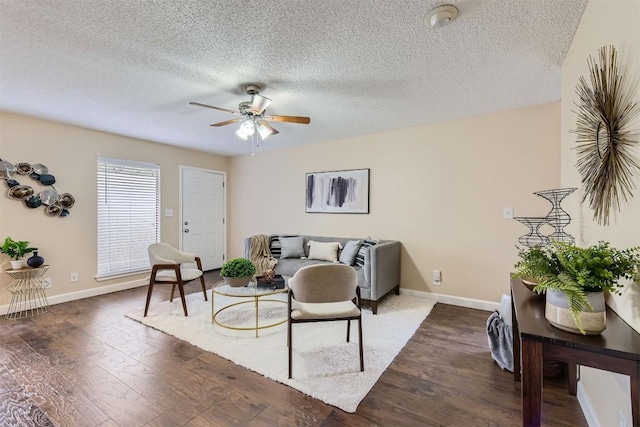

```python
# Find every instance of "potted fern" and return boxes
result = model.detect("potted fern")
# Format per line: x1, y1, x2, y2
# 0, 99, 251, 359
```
1, 237, 37, 270
514, 241, 640, 335
221, 258, 256, 287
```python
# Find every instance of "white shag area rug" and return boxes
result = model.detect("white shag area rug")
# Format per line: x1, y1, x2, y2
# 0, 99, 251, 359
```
126, 290, 436, 413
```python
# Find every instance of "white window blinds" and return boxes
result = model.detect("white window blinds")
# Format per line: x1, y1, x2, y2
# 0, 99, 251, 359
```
97, 157, 160, 279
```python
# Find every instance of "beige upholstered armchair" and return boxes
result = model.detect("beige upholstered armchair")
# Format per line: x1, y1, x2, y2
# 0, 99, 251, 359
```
287, 264, 364, 378
144, 243, 207, 317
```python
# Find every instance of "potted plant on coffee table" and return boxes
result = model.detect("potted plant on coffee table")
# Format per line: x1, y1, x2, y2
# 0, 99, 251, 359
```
514, 241, 640, 335
221, 258, 257, 287
0, 237, 37, 270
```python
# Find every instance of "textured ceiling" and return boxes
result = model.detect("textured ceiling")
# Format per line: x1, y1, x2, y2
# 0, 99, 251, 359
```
0, 0, 587, 156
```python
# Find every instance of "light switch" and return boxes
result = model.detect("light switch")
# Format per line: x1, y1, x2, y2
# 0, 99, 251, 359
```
165, 209, 174, 217
503, 207, 514, 219
433, 270, 442, 285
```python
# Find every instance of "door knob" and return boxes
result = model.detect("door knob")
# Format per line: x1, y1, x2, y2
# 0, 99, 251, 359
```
184, 229, 189, 233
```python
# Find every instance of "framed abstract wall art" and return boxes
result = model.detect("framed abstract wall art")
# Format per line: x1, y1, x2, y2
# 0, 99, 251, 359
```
305, 168, 370, 214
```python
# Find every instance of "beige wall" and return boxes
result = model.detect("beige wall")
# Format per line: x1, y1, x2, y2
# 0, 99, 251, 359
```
561, 0, 640, 425
228, 103, 561, 304
0, 112, 228, 307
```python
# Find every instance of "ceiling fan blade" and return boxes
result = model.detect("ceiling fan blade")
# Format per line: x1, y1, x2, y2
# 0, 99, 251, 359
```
258, 120, 279, 135
249, 94, 272, 115
189, 102, 238, 115
210, 118, 243, 127
262, 115, 311, 124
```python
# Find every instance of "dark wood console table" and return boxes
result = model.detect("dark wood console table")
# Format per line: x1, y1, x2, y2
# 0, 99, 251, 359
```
511, 277, 640, 427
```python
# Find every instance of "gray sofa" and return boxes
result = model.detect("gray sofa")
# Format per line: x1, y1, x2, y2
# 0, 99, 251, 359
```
244, 234, 400, 314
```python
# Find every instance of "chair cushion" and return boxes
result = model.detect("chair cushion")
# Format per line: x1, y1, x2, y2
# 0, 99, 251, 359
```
155, 268, 203, 282
291, 300, 360, 320
307, 240, 343, 262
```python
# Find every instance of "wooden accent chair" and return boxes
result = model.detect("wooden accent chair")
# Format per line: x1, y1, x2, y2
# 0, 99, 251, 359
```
287, 264, 364, 378
144, 243, 207, 317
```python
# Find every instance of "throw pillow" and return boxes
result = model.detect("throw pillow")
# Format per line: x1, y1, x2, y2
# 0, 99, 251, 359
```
354, 238, 379, 267
279, 236, 305, 259
307, 240, 343, 262
270, 235, 298, 258
339, 240, 362, 265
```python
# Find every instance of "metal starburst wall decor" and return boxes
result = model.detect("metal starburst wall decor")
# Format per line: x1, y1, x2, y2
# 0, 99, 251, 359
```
572, 45, 640, 226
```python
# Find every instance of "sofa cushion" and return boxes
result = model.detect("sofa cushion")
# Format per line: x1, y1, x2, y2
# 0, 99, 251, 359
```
308, 240, 343, 262
275, 258, 328, 277
279, 236, 305, 258
355, 238, 378, 267
339, 240, 362, 265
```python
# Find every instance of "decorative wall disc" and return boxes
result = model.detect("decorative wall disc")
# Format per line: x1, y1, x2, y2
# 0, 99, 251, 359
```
572, 45, 640, 225
0, 158, 73, 218
8, 185, 34, 199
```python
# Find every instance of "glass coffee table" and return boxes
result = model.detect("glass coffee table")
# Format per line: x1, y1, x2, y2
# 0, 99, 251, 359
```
211, 279, 288, 337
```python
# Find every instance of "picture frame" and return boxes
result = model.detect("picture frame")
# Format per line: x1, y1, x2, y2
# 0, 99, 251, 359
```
305, 168, 370, 214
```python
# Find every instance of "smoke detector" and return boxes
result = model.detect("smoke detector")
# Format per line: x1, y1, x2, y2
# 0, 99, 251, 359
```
425, 5, 458, 28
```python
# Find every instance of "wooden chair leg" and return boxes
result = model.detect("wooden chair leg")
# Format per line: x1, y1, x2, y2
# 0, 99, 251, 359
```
346, 319, 351, 342
195, 257, 207, 301
199, 275, 208, 301
144, 281, 154, 317
169, 284, 176, 302
288, 321, 293, 379
358, 316, 364, 372
177, 282, 188, 316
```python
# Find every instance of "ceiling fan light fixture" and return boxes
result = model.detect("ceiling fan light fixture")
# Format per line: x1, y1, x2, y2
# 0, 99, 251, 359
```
425, 5, 458, 28
257, 123, 273, 140
240, 119, 255, 135
250, 94, 272, 115
235, 128, 249, 140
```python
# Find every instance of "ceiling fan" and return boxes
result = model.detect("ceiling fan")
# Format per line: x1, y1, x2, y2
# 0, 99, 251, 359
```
189, 84, 311, 141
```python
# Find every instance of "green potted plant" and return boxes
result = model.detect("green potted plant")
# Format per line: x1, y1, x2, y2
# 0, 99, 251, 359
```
0, 237, 37, 270
220, 258, 256, 287
514, 241, 640, 335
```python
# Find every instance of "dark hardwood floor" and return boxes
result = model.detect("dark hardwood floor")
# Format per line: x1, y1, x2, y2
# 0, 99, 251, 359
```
0, 270, 587, 426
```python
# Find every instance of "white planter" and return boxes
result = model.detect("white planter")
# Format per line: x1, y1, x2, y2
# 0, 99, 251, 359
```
10, 259, 24, 270
545, 288, 606, 335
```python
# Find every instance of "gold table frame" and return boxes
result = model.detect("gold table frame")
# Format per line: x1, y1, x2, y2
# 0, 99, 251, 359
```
5, 265, 50, 320
211, 279, 288, 338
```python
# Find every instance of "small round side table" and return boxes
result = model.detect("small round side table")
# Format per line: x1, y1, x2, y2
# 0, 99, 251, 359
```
5, 265, 51, 320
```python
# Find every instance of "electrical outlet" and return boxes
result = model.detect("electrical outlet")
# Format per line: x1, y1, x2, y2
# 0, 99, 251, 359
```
43, 278, 52, 289
433, 270, 442, 286
70, 272, 78, 282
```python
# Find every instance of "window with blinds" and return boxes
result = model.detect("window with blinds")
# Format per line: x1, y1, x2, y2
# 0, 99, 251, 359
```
97, 157, 160, 279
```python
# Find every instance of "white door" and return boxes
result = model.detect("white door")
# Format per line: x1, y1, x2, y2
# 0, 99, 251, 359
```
180, 167, 225, 271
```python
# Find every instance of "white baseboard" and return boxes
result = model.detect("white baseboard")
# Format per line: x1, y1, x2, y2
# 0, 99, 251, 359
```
400, 288, 500, 312
0, 278, 148, 316
577, 381, 600, 427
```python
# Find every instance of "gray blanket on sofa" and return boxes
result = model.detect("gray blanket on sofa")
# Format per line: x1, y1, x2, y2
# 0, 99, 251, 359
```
486, 311, 513, 372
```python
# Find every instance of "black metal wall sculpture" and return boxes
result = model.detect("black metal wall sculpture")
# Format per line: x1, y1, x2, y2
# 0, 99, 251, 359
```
572, 45, 640, 226
0, 159, 74, 217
